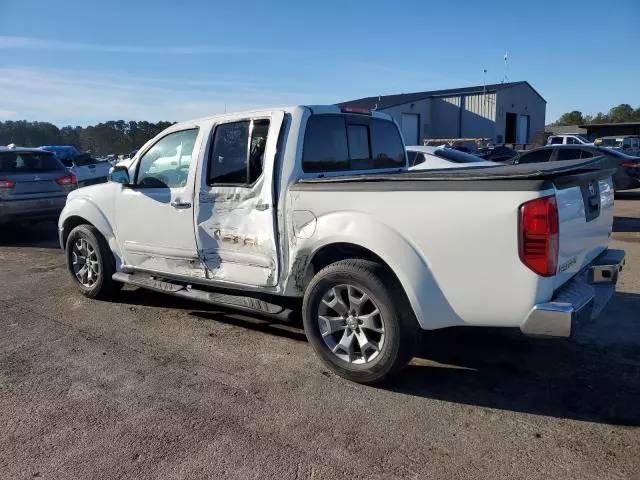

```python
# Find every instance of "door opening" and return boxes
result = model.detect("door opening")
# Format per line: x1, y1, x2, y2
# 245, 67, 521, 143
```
505, 112, 517, 144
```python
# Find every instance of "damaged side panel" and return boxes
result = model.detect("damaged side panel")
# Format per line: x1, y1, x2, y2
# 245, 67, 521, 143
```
122, 243, 207, 278
194, 111, 285, 288
196, 186, 278, 286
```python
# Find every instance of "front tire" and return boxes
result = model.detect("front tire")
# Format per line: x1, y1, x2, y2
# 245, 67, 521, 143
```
302, 259, 419, 384
65, 224, 120, 299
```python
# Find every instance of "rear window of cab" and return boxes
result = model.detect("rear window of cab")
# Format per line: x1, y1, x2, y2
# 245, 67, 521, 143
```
302, 114, 406, 173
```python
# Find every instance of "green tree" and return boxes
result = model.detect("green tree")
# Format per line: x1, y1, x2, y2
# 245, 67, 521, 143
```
59, 125, 81, 147
0, 119, 174, 156
607, 104, 634, 123
592, 112, 609, 123
553, 110, 585, 125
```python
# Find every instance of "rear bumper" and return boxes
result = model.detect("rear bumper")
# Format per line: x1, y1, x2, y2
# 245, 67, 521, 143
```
520, 249, 625, 337
0, 196, 66, 224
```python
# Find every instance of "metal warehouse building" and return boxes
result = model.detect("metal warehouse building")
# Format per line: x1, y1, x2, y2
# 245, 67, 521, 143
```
340, 81, 546, 146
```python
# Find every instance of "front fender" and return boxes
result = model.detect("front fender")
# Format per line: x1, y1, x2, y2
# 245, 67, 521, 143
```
59, 196, 123, 268
285, 211, 465, 330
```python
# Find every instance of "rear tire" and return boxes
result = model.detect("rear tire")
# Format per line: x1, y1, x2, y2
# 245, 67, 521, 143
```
302, 259, 420, 384
65, 224, 120, 299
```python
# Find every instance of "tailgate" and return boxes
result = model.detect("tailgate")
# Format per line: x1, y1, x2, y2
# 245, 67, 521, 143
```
73, 158, 111, 181
553, 171, 615, 289
73, 164, 106, 181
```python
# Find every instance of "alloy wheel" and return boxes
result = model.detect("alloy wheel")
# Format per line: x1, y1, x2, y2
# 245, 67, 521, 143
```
317, 284, 386, 364
71, 238, 100, 288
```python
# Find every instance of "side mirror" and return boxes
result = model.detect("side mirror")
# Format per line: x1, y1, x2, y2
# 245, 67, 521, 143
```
109, 165, 131, 185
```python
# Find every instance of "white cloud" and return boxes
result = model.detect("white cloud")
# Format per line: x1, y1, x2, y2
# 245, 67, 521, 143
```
0, 36, 288, 55
0, 68, 330, 125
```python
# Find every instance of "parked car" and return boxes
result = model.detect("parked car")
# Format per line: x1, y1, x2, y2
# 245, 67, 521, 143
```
59, 105, 625, 384
594, 135, 640, 156
39, 145, 82, 160
407, 145, 499, 170
514, 145, 640, 191
59, 153, 112, 187
475, 145, 520, 163
39, 146, 111, 187
0, 146, 77, 226
546, 134, 593, 146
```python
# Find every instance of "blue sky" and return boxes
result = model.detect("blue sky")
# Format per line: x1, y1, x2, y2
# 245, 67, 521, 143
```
1, 0, 638, 125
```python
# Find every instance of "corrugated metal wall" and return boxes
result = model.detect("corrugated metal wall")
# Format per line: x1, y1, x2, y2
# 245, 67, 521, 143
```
461, 93, 497, 138
465, 93, 496, 121
430, 97, 461, 138
441, 96, 461, 107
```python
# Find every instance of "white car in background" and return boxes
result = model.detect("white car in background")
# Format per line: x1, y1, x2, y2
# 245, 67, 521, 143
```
547, 134, 594, 146
58, 154, 113, 187
407, 145, 500, 170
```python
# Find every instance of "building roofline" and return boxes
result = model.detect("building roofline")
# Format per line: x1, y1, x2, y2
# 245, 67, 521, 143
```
339, 80, 546, 110
580, 122, 640, 127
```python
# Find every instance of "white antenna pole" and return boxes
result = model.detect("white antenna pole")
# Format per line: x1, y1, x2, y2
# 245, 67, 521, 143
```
483, 69, 487, 95
483, 69, 488, 106
503, 53, 508, 83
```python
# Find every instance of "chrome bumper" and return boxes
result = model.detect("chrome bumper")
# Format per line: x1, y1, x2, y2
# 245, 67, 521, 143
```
520, 249, 625, 337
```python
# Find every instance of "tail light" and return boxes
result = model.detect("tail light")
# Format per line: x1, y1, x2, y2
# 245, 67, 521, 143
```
620, 161, 640, 167
56, 174, 77, 186
519, 196, 559, 276
0, 179, 16, 189
340, 106, 371, 115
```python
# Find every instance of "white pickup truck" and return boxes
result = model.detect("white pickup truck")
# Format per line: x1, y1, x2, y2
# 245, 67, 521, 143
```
58, 105, 625, 384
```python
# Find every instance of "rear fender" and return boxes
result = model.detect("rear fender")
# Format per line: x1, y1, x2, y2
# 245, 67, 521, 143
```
285, 211, 465, 330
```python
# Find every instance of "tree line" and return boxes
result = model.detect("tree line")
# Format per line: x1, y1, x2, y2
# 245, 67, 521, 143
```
551, 104, 640, 126
0, 120, 176, 156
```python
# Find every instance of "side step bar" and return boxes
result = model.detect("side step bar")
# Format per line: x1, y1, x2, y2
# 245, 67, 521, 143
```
112, 272, 295, 322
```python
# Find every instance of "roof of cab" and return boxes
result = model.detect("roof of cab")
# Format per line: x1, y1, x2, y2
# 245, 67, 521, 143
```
170, 105, 392, 130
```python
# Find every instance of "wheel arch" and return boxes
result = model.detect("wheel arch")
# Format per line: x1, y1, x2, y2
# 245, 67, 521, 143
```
59, 198, 123, 268
284, 211, 464, 330
61, 215, 93, 249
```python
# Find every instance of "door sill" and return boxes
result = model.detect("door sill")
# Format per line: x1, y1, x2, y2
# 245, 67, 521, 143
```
113, 272, 296, 322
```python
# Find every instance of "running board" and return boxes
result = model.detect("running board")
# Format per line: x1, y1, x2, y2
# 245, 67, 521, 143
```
112, 272, 295, 322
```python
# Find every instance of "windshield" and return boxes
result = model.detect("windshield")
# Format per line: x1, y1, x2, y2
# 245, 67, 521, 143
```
575, 135, 591, 144
0, 152, 65, 173
432, 147, 486, 163
597, 138, 622, 147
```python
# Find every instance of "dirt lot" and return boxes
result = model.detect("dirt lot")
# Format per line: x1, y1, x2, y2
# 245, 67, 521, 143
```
1, 192, 639, 480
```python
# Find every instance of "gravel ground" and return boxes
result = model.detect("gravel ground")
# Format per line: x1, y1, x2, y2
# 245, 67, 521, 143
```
1, 191, 639, 480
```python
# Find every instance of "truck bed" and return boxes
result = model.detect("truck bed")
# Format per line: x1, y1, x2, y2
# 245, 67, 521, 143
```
297, 158, 611, 191
289, 155, 616, 330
